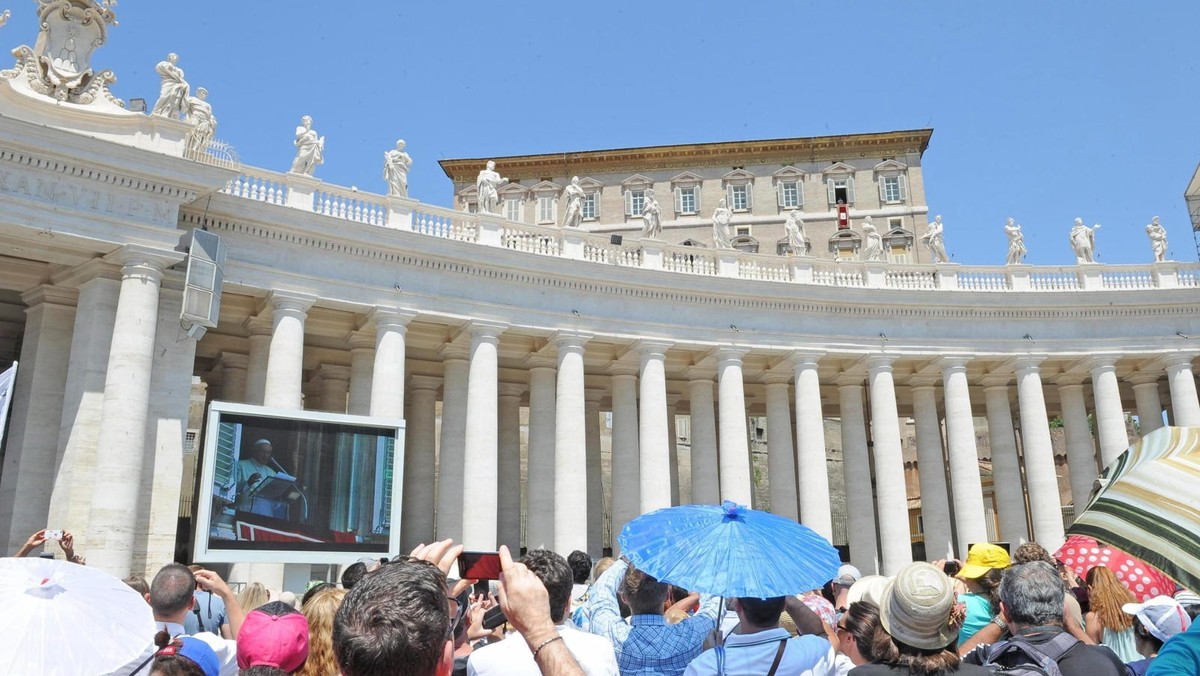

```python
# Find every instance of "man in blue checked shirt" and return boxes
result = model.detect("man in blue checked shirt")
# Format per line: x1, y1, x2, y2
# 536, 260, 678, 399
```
582, 558, 721, 675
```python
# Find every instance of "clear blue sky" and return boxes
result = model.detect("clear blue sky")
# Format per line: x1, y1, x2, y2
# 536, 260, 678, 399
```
16, 2, 1199, 265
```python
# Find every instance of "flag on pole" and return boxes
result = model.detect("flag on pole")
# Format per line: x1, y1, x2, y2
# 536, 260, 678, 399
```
0, 362, 16, 449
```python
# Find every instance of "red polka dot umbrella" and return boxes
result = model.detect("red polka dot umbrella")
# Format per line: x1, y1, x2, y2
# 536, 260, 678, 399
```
1054, 534, 1177, 601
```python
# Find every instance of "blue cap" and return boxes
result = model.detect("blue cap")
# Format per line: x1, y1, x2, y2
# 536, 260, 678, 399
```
162, 636, 220, 676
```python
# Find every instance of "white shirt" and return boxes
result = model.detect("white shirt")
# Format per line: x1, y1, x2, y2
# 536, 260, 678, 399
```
467, 623, 618, 676
683, 629, 839, 676
119, 621, 238, 676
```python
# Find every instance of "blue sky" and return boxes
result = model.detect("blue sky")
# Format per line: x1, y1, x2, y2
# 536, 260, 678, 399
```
15, 2, 1199, 265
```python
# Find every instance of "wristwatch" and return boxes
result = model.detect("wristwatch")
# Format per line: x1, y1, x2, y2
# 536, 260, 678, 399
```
993, 616, 1007, 631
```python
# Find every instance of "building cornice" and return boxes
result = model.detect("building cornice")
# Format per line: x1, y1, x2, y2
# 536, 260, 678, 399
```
438, 129, 934, 183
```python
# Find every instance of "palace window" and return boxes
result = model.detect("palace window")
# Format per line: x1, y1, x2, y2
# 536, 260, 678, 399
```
676, 186, 699, 215
504, 198, 522, 222
729, 185, 750, 211
625, 189, 646, 217
826, 178, 855, 205
582, 192, 599, 220
537, 196, 556, 224
879, 175, 907, 204
778, 181, 801, 208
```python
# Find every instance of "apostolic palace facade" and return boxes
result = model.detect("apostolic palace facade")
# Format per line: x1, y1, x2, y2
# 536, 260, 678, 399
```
0, 2, 1198, 590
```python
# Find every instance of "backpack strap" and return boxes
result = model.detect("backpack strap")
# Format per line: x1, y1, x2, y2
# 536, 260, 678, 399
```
1036, 631, 1080, 661
765, 639, 788, 676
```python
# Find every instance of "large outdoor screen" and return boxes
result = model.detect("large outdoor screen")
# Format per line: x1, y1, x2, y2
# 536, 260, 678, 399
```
193, 401, 405, 564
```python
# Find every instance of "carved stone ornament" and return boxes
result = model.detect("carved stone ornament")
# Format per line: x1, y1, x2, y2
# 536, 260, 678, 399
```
0, 0, 123, 108
0, 9, 11, 28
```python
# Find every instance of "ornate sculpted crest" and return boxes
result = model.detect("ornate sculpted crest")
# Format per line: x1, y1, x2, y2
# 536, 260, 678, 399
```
0, 0, 122, 106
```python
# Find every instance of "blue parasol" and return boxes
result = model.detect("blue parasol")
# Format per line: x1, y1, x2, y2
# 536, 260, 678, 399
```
617, 500, 842, 598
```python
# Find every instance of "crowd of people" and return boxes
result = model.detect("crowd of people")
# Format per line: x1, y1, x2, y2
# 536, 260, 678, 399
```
12, 527, 1200, 675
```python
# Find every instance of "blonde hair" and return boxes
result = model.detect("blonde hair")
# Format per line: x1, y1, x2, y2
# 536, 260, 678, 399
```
237, 582, 270, 613
1087, 566, 1136, 631
296, 587, 347, 676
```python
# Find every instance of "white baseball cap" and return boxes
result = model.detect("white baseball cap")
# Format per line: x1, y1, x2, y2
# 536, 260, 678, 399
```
1123, 595, 1192, 643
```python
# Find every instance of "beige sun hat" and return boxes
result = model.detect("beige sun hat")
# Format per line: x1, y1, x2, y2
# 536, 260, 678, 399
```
846, 574, 891, 607
878, 562, 960, 650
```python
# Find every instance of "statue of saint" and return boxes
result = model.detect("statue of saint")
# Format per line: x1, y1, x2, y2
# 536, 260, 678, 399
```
183, 87, 215, 156
712, 199, 733, 249
1069, 218, 1100, 264
289, 116, 324, 176
1004, 218, 1026, 265
150, 53, 189, 119
784, 209, 807, 255
561, 176, 586, 228
641, 189, 662, 238
476, 160, 509, 215
1146, 216, 1168, 263
383, 140, 412, 197
920, 214, 949, 263
861, 217, 884, 261
0, 10, 11, 29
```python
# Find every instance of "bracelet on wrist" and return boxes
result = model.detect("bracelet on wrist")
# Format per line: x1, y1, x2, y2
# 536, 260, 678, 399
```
531, 635, 563, 659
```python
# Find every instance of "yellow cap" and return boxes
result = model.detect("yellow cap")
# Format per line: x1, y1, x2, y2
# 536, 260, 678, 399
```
957, 543, 1011, 579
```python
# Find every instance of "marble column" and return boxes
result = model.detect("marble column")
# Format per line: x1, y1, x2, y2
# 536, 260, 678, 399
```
262, 292, 316, 409
1013, 358, 1065, 547
243, 316, 272, 405
554, 332, 591, 554
402, 375, 440, 551
302, 376, 322, 411
524, 360, 557, 549
1089, 356, 1129, 469
1163, 353, 1200, 427
910, 382, 954, 561
435, 348, 470, 541
792, 352, 831, 540
497, 382, 526, 553
667, 395, 681, 505
462, 323, 505, 550
1130, 376, 1165, 436
867, 356, 912, 574
981, 380, 1030, 545
838, 378, 878, 574
86, 247, 180, 575
942, 356, 987, 556
369, 309, 416, 419
347, 331, 375, 416
716, 347, 752, 505
609, 367, 640, 549
48, 267, 121, 543
0, 285, 77, 552
638, 341, 673, 514
584, 388, 605, 557
1057, 380, 1099, 510
217, 352, 249, 403
687, 375, 720, 505
318, 365, 351, 414
764, 375, 798, 520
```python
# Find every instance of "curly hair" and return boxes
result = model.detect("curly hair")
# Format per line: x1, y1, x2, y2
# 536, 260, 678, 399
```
1012, 542, 1055, 566
1086, 565, 1135, 631
975, 567, 1005, 617
868, 624, 960, 675
297, 587, 347, 676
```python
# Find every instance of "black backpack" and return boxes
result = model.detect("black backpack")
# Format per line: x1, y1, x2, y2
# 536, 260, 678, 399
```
979, 631, 1078, 676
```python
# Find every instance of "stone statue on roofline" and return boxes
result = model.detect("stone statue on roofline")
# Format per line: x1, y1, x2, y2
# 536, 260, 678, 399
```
151, 52, 189, 119
641, 189, 662, 238
0, 0, 124, 110
1146, 216, 1168, 263
183, 87, 215, 157
383, 140, 412, 197
860, 217, 884, 261
0, 9, 11, 28
1004, 218, 1026, 265
476, 160, 509, 215
1069, 217, 1100, 264
289, 115, 324, 176
783, 209, 807, 255
561, 176, 585, 228
920, 214, 949, 263
712, 199, 733, 249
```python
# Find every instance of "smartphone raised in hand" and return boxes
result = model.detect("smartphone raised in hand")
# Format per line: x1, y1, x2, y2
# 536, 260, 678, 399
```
44, 529, 64, 541
457, 551, 502, 581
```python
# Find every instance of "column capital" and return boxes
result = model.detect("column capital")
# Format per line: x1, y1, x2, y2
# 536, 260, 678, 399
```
634, 339, 673, 359
1130, 378, 1162, 391
762, 371, 793, 386
865, 353, 898, 372
939, 354, 974, 370
408, 374, 443, 392
1055, 378, 1087, 391
979, 375, 1013, 390
836, 373, 866, 388
245, 315, 274, 337
346, 329, 376, 351
524, 353, 559, 370
439, 343, 472, 362
363, 306, 418, 333
264, 290, 317, 316
607, 361, 640, 378
907, 376, 941, 390
19, 284, 78, 308
790, 350, 825, 369
682, 366, 717, 382
715, 345, 750, 365
553, 330, 592, 351
585, 388, 606, 403
218, 351, 250, 371
50, 258, 123, 288
1086, 354, 1121, 371
317, 363, 352, 383
1011, 355, 1047, 373
498, 381, 528, 398
1159, 351, 1199, 371
463, 320, 507, 345
102, 243, 184, 274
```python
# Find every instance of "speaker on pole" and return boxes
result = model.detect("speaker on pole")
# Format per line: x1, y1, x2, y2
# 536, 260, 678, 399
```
179, 228, 227, 340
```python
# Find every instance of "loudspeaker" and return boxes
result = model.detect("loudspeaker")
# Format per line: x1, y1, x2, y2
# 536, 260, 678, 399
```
610, 234, 623, 245
179, 229, 227, 339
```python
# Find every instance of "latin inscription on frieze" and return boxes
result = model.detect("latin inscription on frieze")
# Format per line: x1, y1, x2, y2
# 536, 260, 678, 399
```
0, 166, 176, 226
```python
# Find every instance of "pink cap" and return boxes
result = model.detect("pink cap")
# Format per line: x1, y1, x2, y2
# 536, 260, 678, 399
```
236, 607, 309, 672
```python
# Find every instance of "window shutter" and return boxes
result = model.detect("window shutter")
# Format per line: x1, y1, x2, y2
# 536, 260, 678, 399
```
726, 184, 734, 207
776, 181, 786, 207
846, 178, 855, 204
795, 180, 804, 206
826, 178, 836, 204
898, 175, 908, 201
878, 177, 887, 202
674, 186, 683, 214
624, 189, 633, 216
745, 183, 753, 210
695, 186, 701, 214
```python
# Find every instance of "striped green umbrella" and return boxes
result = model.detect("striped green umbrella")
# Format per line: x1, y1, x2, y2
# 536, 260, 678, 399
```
1068, 426, 1200, 593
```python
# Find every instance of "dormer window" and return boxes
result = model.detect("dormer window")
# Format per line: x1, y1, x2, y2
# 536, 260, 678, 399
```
722, 169, 756, 213
773, 166, 805, 210
873, 160, 909, 205
670, 172, 704, 217
823, 162, 857, 206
